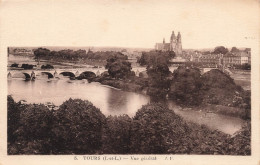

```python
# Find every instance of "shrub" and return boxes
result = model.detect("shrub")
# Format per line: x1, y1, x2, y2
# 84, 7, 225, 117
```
7, 95, 20, 143
21, 64, 34, 69
200, 69, 245, 107
18, 104, 52, 140
41, 64, 54, 69
102, 115, 132, 154
227, 122, 251, 155
130, 103, 191, 154
10, 63, 19, 67
169, 66, 203, 106
51, 98, 106, 154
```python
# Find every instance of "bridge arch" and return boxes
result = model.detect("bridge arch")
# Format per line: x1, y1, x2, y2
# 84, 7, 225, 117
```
41, 72, 54, 79
12, 72, 31, 80
78, 71, 96, 80
59, 72, 75, 78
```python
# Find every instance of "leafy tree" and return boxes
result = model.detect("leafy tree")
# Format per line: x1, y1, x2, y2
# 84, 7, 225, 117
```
230, 47, 240, 53
18, 104, 52, 140
146, 60, 171, 99
7, 95, 20, 143
169, 66, 203, 106
102, 115, 132, 154
138, 51, 175, 66
33, 48, 51, 61
105, 54, 132, 79
212, 46, 229, 54
130, 103, 191, 154
41, 64, 54, 69
51, 99, 106, 154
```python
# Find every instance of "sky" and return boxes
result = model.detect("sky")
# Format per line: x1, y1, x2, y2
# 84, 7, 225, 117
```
0, 0, 259, 49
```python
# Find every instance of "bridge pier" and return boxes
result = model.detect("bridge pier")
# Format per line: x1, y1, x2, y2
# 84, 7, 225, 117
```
7, 72, 12, 79
31, 71, 36, 80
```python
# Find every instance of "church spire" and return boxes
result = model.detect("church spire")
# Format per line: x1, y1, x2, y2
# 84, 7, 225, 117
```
163, 38, 165, 44
177, 32, 181, 41
171, 31, 176, 41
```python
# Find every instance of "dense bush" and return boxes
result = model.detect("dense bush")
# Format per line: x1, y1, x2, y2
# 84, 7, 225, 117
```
137, 50, 175, 66
18, 104, 52, 140
51, 99, 106, 154
146, 62, 171, 99
7, 95, 20, 143
169, 66, 203, 106
226, 122, 251, 155
102, 115, 132, 154
41, 64, 54, 69
105, 55, 132, 79
21, 64, 34, 69
130, 103, 191, 154
8, 98, 53, 154
33, 47, 128, 62
10, 63, 19, 67
7, 96, 251, 155
200, 69, 246, 107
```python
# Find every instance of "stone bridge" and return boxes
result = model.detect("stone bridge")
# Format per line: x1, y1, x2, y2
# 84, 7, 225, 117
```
7, 68, 108, 80
7, 67, 145, 80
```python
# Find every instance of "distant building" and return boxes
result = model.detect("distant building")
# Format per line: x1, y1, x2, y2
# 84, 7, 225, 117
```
155, 31, 182, 56
223, 51, 250, 66
189, 48, 251, 67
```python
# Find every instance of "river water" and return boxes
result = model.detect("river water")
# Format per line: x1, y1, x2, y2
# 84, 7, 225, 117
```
8, 77, 246, 135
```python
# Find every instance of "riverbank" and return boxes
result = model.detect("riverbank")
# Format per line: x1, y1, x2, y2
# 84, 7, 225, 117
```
93, 73, 250, 120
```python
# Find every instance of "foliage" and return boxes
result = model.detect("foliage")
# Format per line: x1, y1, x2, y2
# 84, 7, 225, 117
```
146, 61, 171, 99
212, 46, 229, 54
230, 47, 240, 53
33, 48, 128, 62
18, 104, 52, 140
226, 122, 251, 155
138, 50, 175, 66
7, 95, 20, 143
21, 64, 34, 69
130, 103, 191, 154
233, 63, 251, 70
51, 99, 106, 154
7, 96, 251, 155
10, 63, 19, 67
8, 96, 53, 154
102, 115, 132, 154
105, 54, 132, 79
200, 69, 243, 106
169, 66, 203, 106
34, 48, 51, 61
41, 64, 54, 69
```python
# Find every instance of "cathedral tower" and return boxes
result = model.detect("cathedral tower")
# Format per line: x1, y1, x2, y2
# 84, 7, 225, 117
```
176, 32, 182, 55
170, 31, 176, 51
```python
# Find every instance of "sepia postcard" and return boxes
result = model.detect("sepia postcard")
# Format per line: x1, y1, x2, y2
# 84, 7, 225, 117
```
0, 0, 259, 165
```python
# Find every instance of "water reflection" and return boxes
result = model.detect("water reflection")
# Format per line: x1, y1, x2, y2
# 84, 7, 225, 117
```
8, 79, 246, 135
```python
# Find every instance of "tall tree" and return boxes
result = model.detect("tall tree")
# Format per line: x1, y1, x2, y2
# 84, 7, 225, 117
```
105, 54, 132, 79
146, 60, 171, 99
212, 46, 229, 54
33, 48, 51, 62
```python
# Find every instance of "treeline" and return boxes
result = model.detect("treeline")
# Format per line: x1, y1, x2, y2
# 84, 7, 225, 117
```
98, 54, 251, 119
137, 50, 175, 66
8, 96, 250, 155
10, 63, 54, 70
33, 48, 128, 62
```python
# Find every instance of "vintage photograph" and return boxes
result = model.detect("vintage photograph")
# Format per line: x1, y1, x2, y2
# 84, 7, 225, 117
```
2, 0, 258, 161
